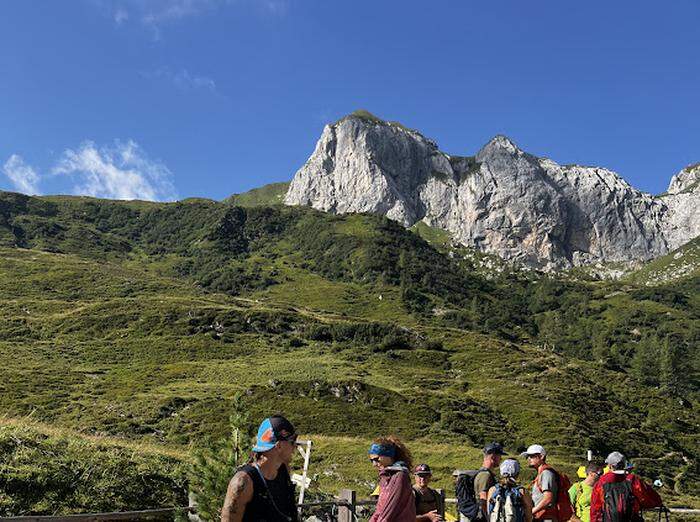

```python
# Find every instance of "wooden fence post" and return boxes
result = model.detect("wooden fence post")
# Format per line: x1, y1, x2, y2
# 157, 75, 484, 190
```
436, 488, 446, 519
338, 489, 356, 522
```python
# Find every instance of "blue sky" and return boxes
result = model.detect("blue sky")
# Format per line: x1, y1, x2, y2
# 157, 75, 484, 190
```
1, 0, 698, 201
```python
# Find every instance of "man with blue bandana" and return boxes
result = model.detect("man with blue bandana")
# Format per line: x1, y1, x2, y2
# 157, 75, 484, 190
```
221, 415, 299, 522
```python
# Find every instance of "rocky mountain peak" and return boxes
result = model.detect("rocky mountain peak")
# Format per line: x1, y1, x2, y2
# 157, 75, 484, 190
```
667, 163, 700, 195
477, 134, 522, 159
285, 114, 700, 269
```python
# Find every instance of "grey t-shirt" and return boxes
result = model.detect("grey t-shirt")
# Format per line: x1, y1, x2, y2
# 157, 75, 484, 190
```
474, 469, 496, 498
532, 469, 558, 510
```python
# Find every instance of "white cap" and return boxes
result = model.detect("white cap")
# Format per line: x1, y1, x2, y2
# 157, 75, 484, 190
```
520, 444, 547, 457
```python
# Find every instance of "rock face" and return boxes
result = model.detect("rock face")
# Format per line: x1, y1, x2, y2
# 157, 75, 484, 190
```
284, 113, 700, 269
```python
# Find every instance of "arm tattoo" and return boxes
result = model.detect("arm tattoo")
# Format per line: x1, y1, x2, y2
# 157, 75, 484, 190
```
222, 473, 250, 521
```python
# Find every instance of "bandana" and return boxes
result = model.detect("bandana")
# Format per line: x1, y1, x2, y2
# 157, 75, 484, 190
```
368, 443, 396, 457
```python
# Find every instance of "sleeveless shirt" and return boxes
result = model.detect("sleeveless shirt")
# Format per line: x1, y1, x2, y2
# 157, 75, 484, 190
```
238, 463, 298, 522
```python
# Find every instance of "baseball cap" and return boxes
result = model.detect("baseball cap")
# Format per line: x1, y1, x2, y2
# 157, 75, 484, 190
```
520, 444, 547, 457
414, 463, 432, 475
605, 452, 627, 473
252, 415, 297, 452
484, 442, 506, 455
500, 458, 520, 478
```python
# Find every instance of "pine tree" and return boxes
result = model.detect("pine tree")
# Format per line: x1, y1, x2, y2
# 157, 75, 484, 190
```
660, 335, 684, 395
630, 334, 660, 386
187, 394, 253, 521
592, 330, 612, 365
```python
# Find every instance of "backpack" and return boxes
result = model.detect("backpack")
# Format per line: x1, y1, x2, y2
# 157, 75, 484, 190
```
602, 480, 641, 522
534, 465, 574, 521
489, 484, 525, 522
456, 468, 490, 519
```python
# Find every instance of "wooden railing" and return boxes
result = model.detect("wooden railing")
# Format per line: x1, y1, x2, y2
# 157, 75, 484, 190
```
0, 497, 697, 521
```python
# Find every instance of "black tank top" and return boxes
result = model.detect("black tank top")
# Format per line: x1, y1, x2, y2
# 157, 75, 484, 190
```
238, 463, 298, 522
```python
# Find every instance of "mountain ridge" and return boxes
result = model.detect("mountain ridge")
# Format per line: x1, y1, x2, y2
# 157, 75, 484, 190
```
284, 111, 699, 270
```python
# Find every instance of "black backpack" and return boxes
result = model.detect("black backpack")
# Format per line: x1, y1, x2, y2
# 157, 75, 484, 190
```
456, 468, 490, 519
602, 480, 640, 522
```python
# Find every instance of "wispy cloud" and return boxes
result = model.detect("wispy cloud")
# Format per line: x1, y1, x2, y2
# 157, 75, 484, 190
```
99, 0, 228, 38
143, 67, 217, 93
113, 7, 129, 25
52, 140, 177, 201
93, 0, 287, 38
262, 0, 289, 16
2, 155, 41, 195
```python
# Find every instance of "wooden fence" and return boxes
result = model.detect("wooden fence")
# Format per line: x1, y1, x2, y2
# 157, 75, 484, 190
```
1, 495, 696, 521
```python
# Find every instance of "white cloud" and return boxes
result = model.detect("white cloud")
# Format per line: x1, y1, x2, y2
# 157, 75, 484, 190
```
144, 67, 217, 93
97, 0, 285, 38
103, 0, 226, 38
52, 140, 177, 201
262, 0, 288, 16
2, 155, 41, 195
141, 0, 210, 25
113, 7, 129, 24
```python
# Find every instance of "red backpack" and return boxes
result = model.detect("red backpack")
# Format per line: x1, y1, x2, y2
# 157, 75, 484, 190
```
535, 465, 574, 521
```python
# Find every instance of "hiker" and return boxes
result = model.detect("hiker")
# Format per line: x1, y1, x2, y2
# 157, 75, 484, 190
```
413, 463, 444, 522
590, 452, 662, 522
368, 436, 416, 522
456, 442, 505, 522
522, 444, 572, 522
221, 415, 299, 522
568, 462, 603, 522
487, 458, 533, 522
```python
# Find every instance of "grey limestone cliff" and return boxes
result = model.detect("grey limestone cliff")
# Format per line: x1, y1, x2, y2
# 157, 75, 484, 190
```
284, 113, 699, 269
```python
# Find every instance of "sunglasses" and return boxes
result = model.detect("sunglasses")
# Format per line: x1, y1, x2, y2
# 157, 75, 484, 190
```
369, 457, 381, 463
279, 433, 298, 444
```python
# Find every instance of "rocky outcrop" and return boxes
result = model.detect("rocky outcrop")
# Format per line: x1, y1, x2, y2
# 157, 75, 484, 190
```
658, 163, 700, 252
284, 112, 699, 269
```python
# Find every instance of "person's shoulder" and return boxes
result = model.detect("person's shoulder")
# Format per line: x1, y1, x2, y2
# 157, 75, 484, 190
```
478, 468, 496, 481
228, 469, 254, 494
625, 473, 643, 484
234, 465, 255, 480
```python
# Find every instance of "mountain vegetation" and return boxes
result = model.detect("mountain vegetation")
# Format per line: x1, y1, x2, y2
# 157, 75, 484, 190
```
0, 190, 698, 516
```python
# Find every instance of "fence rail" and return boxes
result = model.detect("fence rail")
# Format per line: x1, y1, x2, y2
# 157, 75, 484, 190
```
1, 497, 697, 521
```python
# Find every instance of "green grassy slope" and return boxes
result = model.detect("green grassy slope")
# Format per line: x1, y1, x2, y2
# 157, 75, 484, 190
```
0, 190, 699, 514
626, 237, 700, 286
225, 182, 290, 207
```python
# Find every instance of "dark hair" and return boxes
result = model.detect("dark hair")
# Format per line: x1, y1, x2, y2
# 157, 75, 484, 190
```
586, 461, 603, 475
372, 435, 413, 470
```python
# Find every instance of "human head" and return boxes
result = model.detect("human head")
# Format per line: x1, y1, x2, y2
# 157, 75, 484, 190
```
605, 452, 627, 474
586, 461, 603, 479
484, 442, 506, 468
252, 415, 298, 464
414, 464, 432, 488
521, 444, 547, 468
500, 458, 520, 480
368, 435, 413, 472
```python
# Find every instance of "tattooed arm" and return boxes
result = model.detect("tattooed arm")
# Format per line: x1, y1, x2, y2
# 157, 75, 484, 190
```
221, 471, 253, 522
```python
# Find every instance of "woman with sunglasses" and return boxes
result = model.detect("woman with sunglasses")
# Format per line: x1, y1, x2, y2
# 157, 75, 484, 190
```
368, 435, 416, 522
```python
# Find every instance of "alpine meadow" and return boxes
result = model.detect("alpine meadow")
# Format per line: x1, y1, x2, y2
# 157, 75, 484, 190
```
2, 2, 700, 518
0, 184, 698, 515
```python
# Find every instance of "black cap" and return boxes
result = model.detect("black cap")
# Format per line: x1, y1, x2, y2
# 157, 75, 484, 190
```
484, 442, 506, 455
414, 463, 432, 475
